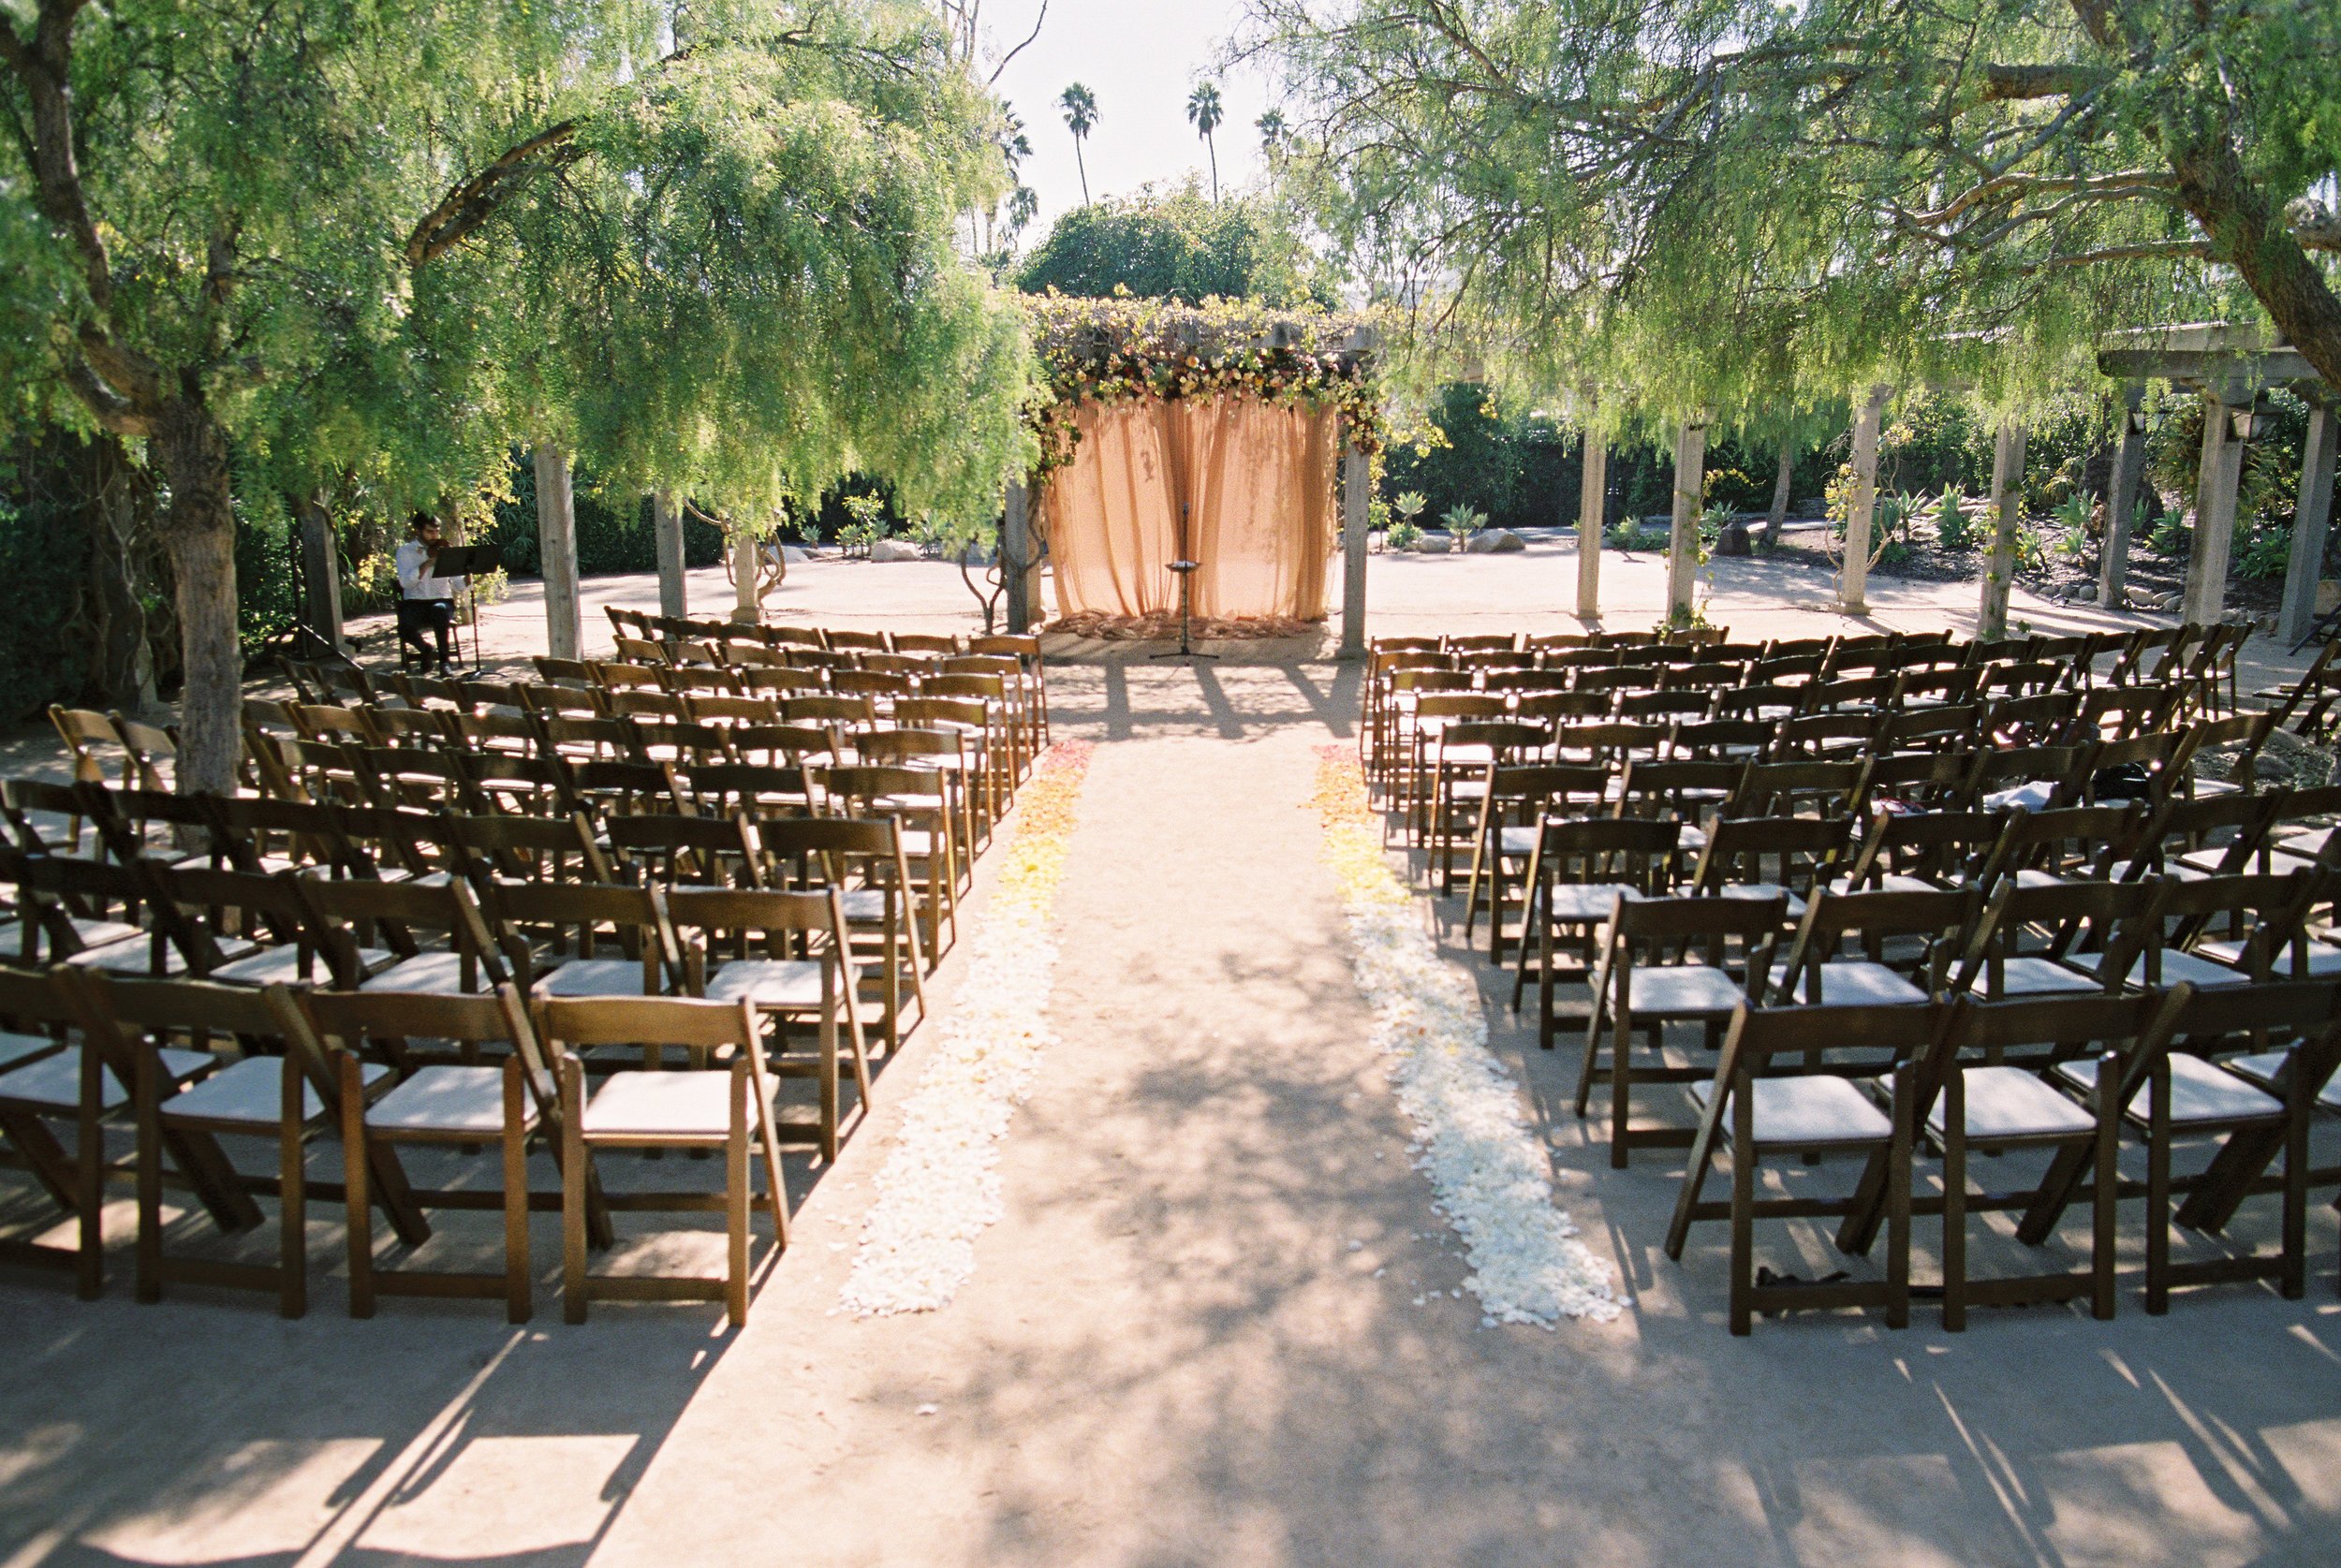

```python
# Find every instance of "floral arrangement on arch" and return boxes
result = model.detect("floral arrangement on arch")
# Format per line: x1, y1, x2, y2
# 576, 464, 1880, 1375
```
1023, 293, 1389, 482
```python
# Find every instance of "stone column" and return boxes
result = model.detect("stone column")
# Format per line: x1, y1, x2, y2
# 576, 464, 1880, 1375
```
1339, 448, 1371, 658
2098, 383, 2146, 608
1004, 480, 1033, 635
2279, 399, 2336, 646
1577, 426, 1606, 621
1978, 418, 2027, 640
652, 489, 687, 620
1841, 385, 1891, 615
1667, 418, 1707, 623
2182, 391, 2247, 627
295, 494, 345, 653
532, 444, 582, 661
730, 531, 759, 624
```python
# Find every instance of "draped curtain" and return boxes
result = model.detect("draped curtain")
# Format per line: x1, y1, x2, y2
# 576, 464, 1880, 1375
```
1038, 395, 1338, 621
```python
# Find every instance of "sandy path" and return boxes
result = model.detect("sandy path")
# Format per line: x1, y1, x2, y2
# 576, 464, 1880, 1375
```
1, 660, 2335, 1568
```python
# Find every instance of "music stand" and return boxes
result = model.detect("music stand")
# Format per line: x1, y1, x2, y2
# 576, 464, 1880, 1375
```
429, 543, 502, 676
1150, 506, 1218, 662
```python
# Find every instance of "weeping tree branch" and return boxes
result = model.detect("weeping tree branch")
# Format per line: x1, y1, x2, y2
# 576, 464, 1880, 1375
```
404, 121, 583, 268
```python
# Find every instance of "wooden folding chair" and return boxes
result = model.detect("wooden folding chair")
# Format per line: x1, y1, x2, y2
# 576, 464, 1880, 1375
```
82, 973, 412, 1317
756, 816, 929, 1049
1761, 884, 1980, 1007
604, 812, 765, 890
2026, 981, 2341, 1309
0, 965, 132, 1297
1463, 763, 1609, 960
666, 886, 868, 1160
1513, 817, 1683, 1036
537, 994, 787, 1326
304, 985, 572, 1320
490, 880, 682, 1001
1665, 1001, 1935, 1334
1578, 893, 1788, 1165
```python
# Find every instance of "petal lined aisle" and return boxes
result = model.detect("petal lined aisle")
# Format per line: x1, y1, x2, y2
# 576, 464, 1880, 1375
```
839, 741, 1094, 1316
1312, 745, 1620, 1326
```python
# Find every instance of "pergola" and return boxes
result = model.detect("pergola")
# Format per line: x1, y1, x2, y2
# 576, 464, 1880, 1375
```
2097, 323, 2338, 641
999, 300, 1380, 649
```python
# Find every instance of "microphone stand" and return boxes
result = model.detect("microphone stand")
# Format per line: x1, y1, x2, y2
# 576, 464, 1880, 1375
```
1150, 503, 1218, 662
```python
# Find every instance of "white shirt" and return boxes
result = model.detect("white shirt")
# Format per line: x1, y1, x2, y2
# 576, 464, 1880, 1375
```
394, 538, 460, 601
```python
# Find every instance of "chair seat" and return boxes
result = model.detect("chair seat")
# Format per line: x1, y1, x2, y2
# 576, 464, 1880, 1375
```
2126, 948, 2254, 990
1914, 1064, 2096, 1141
1767, 961, 1928, 1006
705, 959, 827, 1010
838, 888, 896, 923
2013, 868, 2068, 888
1710, 883, 1806, 918
1824, 872, 1940, 895
2220, 1050, 2341, 1113
209, 945, 397, 987
2188, 778, 2243, 799
2195, 938, 2341, 977
2275, 823, 2334, 858
1496, 825, 1540, 857
367, 1065, 538, 1136
2053, 1052, 2285, 1127
896, 831, 943, 860
1621, 964, 1746, 1017
537, 957, 661, 997
1991, 955, 2112, 996
2105, 857, 2210, 883
0, 1031, 62, 1076
163, 1055, 393, 1128
1544, 883, 1634, 923
582, 1069, 778, 1138
1690, 1075, 1893, 1149
64, 935, 194, 976
361, 950, 484, 995
0, 1045, 214, 1112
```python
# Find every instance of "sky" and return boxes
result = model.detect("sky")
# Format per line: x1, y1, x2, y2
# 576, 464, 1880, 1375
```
982, 0, 1275, 243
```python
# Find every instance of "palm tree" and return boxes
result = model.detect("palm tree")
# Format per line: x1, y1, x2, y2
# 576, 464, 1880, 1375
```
1058, 82, 1098, 205
1257, 109, 1288, 161
1187, 82, 1224, 201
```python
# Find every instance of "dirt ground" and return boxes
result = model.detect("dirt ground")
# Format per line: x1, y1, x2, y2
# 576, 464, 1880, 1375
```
1, 544, 2335, 1568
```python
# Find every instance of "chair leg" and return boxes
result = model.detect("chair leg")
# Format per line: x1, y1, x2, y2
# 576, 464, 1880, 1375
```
503, 1061, 531, 1325
1730, 1097, 1756, 1337
136, 1048, 162, 1304
2281, 1097, 2309, 1300
74, 1048, 103, 1301
727, 1066, 750, 1328
1941, 1111, 1966, 1333
817, 1004, 840, 1163
2091, 1092, 2120, 1321
2145, 1073, 2172, 1316
278, 1062, 307, 1320
562, 1060, 589, 1326
342, 1054, 375, 1319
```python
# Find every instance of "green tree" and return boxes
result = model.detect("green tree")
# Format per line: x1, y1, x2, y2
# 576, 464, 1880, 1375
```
1257, 109, 1288, 162
1060, 81, 1100, 205
1016, 186, 1335, 303
2, 0, 1031, 792
1243, 0, 2341, 403
1187, 82, 1225, 202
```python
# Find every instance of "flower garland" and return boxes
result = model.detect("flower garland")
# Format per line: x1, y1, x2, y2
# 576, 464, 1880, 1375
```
1311, 748, 1620, 1326
1023, 295, 1387, 483
838, 740, 1094, 1316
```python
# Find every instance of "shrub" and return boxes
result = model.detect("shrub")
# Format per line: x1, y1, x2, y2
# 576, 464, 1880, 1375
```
1936, 488, 1973, 550
1387, 518, 1422, 550
1443, 504, 1488, 546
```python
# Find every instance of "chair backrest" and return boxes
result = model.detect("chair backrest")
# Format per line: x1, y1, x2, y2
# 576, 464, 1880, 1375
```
1951, 877, 2159, 998
2147, 869, 2329, 978
664, 886, 846, 973
1607, 893, 1789, 974
1731, 760, 1865, 818
534, 991, 762, 1063
441, 811, 614, 885
87, 973, 334, 1100
1532, 816, 1681, 893
1769, 884, 1982, 1004
781, 696, 877, 726
895, 633, 965, 656
1513, 691, 1612, 725
304, 984, 559, 1113
1689, 814, 1852, 895
1612, 759, 1748, 821
48, 706, 128, 787
604, 812, 764, 888
1711, 1001, 1947, 1100
299, 875, 508, 987
1838, 807, 2000, 889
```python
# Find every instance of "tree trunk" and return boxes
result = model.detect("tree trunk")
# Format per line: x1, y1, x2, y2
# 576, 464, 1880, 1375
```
1765, 434, 1793, 547
81, 434, 160, 711
1667, 418, 1706, 623
1979, 419, 2027, 641
152, 403, 243, 797
2169, 134, 2341, 390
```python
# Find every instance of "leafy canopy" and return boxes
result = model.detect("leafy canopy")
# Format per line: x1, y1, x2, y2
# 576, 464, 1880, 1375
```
1017, 183, 1338, 305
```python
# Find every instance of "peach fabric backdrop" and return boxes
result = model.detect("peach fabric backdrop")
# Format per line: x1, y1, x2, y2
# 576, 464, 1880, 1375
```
1039, 395, 1338, 620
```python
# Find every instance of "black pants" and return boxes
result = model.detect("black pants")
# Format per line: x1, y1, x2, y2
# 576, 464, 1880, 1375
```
397, 597, 456, 669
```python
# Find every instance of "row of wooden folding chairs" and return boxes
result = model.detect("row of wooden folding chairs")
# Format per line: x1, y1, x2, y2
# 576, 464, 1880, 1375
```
1665, 981, 2341, 1333
0, 835, 884, 1155
1362, 623, 2245, 788
0, 960, 848, 1327
1508, 835, 2339, 1165
250, 690, 1015, 852
5, 774, 947, 1035
1371, 675, 2233, 812
1406, 711, 2273, 884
